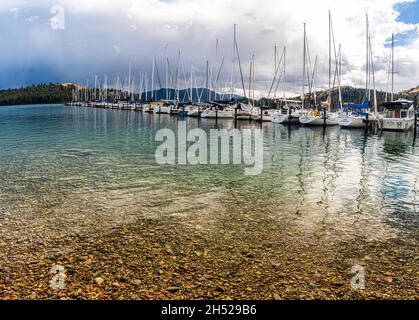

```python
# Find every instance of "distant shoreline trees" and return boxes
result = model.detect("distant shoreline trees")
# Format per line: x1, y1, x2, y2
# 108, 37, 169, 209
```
0, 83, 73, 106
0, 82, 416, 107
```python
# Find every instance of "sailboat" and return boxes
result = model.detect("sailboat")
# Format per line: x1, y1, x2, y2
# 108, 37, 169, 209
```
251, 46, 286, 122
339, 14, 377, 129
299, 107, 339, 125
271, 46, 304, 124
272, 103, 304, 124
201, 103, 234, 119
377, 34, 416, 131
227, 24, 253, 120
251, 109, 273, 122
299, 12, 339, 126
338, 98, 372, 128
236, 55, 255, 120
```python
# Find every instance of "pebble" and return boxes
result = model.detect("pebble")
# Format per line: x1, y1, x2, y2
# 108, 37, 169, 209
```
94, 277, 104, 286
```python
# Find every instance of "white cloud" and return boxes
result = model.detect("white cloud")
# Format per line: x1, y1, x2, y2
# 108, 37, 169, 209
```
0, 0, 417, 94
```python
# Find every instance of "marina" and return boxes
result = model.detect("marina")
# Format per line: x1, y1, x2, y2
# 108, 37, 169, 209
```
65, 99, 418, 136
1, 0, 418, 303
0, 104, 418, 299
65, 16, 418, 134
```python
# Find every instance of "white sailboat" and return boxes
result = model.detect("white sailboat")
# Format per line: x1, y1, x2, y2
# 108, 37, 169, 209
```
201, 104, 234, 118
272, 105, 303, 124
299, 108, 339, 125
377, 34, 415, 131
236, 56, 255, 120
236, 103, 252, 120
251, 109, 273, 122
339, 14, 377, 129
299, 12, 339, 126
270, 46, 304, 124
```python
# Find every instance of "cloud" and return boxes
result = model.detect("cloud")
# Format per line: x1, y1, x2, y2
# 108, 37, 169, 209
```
0, 0, 417, 96
10, 7, 19, 18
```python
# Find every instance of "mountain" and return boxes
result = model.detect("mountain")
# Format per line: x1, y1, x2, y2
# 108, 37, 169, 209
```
283, 86, 418, 107
139, 88, 243, 103
399, 85, 419, 96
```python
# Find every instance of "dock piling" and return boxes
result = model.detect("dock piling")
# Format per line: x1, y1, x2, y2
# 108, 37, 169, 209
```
288, 107, 292, 125
322, 107, 327, 128
365, 113, 370, 133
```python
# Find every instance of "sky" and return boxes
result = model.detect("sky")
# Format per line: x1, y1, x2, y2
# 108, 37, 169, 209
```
0, 0, 418, 98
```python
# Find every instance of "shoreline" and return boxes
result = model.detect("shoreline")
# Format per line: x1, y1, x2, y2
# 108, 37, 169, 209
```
0, 187, 417, 300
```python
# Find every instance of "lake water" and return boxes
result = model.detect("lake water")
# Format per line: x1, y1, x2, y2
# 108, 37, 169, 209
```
0, 104, 418, 299
0, 104, 418, 241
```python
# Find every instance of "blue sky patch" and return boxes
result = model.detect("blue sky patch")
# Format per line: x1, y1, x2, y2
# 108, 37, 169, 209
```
394, 0, 419, 24
385, 28, 418, 47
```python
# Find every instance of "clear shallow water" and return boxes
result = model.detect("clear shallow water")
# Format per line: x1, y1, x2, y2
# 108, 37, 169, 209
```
0, 104, 418, 242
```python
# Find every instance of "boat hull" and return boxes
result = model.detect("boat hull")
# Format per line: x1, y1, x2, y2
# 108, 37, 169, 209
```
201, 110, 234, 119
159, 106, 172, 114
251, 113, 272, 122
299, 114, 338, 126
338, 116, 366, 128
379, 117, 415, 131
236, 111, 252, 120
271, 112, 300, 124
187, 110, 201, 117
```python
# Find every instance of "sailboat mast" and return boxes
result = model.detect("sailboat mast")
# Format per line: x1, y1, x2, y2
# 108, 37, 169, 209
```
274, 45, 277, 79
283, 46, 286, 103
302, 23, 306, 110
206, 60, 209, 102
391, 33, 394, 101
328, 11, 332, 100
370, 38, 377, 113
234, 24, 247, 99
215, 38, 219, 101
94, 75, 97, 101
338, 44, 342, 109
231, 24, 236, 99
151, 57, 155, 101
248, 60, 252, 106
190, 69, 193, 103
165, 47, 168, 100
176, 50, 180, 102
252, 54, 255, 103
313, 55, 318, 107
128, 62, 131, 99
145, 73, 148, 101
366, 13, 370, 100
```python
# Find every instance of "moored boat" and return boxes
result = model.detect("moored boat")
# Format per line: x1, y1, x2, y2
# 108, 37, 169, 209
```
299, 109, 339, 126
251, 108, 273, 122
338, 98, 374, 129
201, 104, 234, 119
378, 99, 415, 131
272, 104, 302, 124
